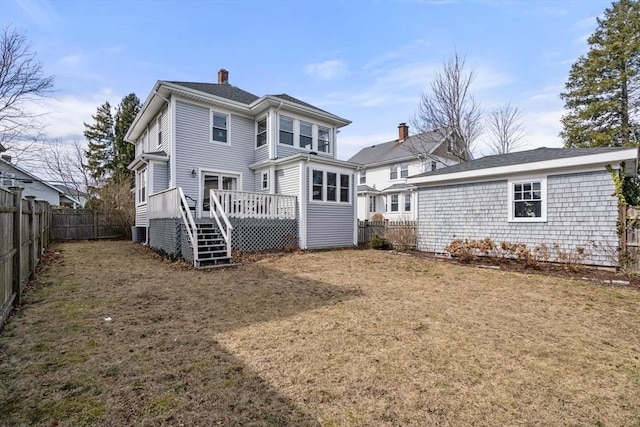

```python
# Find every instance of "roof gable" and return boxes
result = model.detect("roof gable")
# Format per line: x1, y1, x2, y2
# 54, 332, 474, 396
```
348, 129, 445, 166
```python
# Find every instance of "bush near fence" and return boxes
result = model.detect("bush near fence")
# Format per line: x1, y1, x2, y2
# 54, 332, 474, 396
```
1, 187, 51, 327
358, 220, 417, 251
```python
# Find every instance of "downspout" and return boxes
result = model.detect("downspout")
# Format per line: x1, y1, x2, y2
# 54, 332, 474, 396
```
270, 100, 284, 160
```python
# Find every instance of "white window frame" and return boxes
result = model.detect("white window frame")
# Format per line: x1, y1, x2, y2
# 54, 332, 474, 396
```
507, 177, 547, 222
157, 115, 162, 147
256, 116, 267, 148
400, 163, 409, 178
262, 172, 269, 190
299, 121, 313, 150
279, 116, 294, 146
390, 165, 398, 180
211, 111, 229, 144
388, 194, 399, 212
359, 169, 366, 185
137, 168, 147, 205
310, 169, 351, 204
368, 195, 376, 213
318, 126, 331, 153
403, 193, 411, 212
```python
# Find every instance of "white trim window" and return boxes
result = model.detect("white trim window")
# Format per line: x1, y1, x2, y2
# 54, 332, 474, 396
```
388, 194, 399, 212
311, 169, 351, 203
280, 116, 294, 146
508, 177, 547, 222
157, 116, 162, 147
318, 127, 330, 153
137, 168, 147, 204
359, 169, 366, 184
400, 163, 409, 178
404, 193, 411, 212
368, 195, 376, 213
256, 117, 267, 148
212, 112, 228, 143
262, 172, 269, 190
300, 121, 313, 149
390, 165, 398, 180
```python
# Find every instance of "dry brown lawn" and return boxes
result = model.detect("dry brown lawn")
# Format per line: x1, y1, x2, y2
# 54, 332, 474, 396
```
1, 241, 639, 426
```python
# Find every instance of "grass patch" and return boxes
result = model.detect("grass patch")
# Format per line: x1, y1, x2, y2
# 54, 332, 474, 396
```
1, 241, 639, 425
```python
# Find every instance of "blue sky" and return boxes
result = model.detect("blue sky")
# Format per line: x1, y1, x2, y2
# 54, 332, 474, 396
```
2, 0, 613, 162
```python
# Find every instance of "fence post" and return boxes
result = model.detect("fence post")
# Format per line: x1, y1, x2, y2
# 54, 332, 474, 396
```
10, 187, 23, 306
26, 196, 37, 280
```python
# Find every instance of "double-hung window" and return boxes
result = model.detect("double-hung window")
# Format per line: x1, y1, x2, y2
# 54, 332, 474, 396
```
137, 169, 147, 204
400, 163, 409, 178
340, 174, 349, 202
318, 127, 330, 153
262, 172, 269, 190
389, 194, 399, 212
157, 116, 162, 147
327, 172, 337, 201
359, 169, 366, 184
280, 116, 294, 145
508, 178, 547, 222
300, 122, 313, 149
368, 196, 376, 213
312, 170, 324, 201
390, 165, 398, 180
256, 117, 267, 147
404, 194, 411, 212
212, 112, 228, 143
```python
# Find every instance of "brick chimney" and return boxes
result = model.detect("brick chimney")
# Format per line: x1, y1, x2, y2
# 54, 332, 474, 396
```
398, 123, 409, 141
218, 69, 229, 84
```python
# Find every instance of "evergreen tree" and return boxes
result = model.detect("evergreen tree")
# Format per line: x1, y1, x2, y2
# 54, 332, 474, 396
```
113, 93, 141, 183
83, 101, 114, 182
560, 0, 640, 148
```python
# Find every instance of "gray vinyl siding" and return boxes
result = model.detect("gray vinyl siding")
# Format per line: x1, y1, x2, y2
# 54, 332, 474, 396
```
277, 144, 333, 160
255, 145, 270, 163
416, 170, 618, 267
307, 204, 355, 249
276, 165, 300, 196
151, 161, 168, 193
136, 204, 148, 227
174, 100, 256, 201
157, 107, 170, 154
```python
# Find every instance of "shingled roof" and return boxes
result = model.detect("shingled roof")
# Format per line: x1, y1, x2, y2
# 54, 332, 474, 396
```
348, 129, 444, 165
411, 147, 636, 179
168, 81, 260, 104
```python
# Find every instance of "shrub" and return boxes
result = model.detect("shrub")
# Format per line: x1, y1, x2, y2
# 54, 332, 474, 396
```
370, 235, 392, 250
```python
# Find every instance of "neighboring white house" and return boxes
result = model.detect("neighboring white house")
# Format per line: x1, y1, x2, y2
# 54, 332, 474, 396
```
0, 155, 80, 206
126, 69, 358, 267
348, 124, 465, 220
407, 146, 638, 267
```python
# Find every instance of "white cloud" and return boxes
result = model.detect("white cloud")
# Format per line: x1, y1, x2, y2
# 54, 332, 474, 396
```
304, 60, 349, 80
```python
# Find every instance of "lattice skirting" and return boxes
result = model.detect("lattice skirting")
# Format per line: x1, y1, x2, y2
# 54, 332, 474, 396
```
149, 218, 182, 257
230, 218, 298, 252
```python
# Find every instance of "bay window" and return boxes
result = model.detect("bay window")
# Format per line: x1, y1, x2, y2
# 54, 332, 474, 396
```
311, 169, 351, 203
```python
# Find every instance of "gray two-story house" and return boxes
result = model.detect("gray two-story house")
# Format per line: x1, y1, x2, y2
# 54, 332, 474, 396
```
126, 69, 357, 267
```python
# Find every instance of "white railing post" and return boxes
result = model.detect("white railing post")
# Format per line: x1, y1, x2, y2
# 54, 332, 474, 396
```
177, 187, 198, 265
213, 189, 296, 220
209, 190, 234, 259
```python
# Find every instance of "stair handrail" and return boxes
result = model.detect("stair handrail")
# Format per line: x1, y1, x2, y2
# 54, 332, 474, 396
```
178, 187, 198, 262
209, 189, 234, 258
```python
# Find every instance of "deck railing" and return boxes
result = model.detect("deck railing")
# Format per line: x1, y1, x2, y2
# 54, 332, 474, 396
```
148, 187, 181, 219
215, 189, 296, 220
209, 190, 233, 258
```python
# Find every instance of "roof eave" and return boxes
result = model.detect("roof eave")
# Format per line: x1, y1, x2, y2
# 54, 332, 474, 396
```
408, 148, 639, 186
250, 95, 351, 128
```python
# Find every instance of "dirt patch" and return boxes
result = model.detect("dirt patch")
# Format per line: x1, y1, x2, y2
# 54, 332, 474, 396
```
1, 241, 640, 426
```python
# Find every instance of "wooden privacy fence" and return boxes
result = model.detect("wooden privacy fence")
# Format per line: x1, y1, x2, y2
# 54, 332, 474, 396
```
1, 187, 51, 326
358, 220, 417, 250
51, 209, 123, 240
621, 205, 640, 272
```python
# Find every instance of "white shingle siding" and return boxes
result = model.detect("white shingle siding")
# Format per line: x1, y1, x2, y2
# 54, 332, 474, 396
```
416, 170, 618, 266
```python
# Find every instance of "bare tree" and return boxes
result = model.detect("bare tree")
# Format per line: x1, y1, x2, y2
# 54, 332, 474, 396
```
407, 51, 483, 163
42, 139, 96, 204
486, 103, 528, 155
0, 25, 54, 163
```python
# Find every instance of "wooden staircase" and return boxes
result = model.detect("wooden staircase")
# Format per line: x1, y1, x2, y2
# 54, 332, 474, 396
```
194, 222, 234, 268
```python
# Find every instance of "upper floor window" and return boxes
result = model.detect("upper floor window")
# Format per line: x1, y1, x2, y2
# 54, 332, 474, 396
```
300, 121, 313, 149
157, 116, 162, 147
390, 165, 398, 180
280, 116, 294, 146
318, 127, 330, 153
431, 161, 437, 171
359, 169, 366, 184
508, 178, 547, 222
404, 193, 411, 212
312, 169, 350, 203
400, 163, 409, 178
256, 117, 267, 148
212, 112, 228, 143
